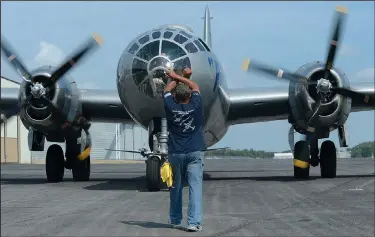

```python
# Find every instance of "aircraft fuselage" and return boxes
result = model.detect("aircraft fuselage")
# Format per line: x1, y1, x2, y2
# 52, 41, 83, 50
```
116, 24, 229, 148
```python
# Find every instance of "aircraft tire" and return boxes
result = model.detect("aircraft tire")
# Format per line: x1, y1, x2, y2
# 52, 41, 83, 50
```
46, 144, 65, 182
72, 156, 91, 181
320, 140, 337, 178
293, 140, 310, 179
146, 156, 161, 192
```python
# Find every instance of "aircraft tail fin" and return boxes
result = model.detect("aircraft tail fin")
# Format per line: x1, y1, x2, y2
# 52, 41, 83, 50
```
202, 5, 213, 49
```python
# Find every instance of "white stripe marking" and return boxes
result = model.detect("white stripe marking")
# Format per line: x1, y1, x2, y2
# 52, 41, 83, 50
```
349, 179, 375, 191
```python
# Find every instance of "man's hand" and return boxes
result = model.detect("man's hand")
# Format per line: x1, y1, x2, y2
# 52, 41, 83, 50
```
164, 80, 177, 93
166, 70, 179, 79
166, 69, 200, 92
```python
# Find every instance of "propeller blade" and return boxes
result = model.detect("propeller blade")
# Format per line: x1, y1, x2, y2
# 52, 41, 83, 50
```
242, 58, 316, 85
47, 33, 103, 86
323, 6, 348, 80
332, 87, 374, 106
1, 37, 33, 82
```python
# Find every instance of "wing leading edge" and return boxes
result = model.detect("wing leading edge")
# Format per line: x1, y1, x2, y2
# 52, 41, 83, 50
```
222, 81, 375, 126
0, 87, 133, 123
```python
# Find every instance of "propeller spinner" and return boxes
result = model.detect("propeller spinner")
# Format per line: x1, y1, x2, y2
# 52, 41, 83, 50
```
1, 33, 103, 123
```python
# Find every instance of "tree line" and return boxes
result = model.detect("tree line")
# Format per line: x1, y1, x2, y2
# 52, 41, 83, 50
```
205, 148, 275, 158
347, 141, 374, 158
205, 141, 374, 158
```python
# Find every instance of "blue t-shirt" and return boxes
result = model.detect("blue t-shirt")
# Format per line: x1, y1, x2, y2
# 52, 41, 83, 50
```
163, 90, 206, 154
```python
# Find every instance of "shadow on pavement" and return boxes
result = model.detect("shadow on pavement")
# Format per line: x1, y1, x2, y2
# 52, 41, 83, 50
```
119, 220, 175, 229
1, 173, 374, 192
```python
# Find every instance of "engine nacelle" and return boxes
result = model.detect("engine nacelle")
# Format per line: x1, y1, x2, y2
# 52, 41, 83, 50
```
288, 61, 352, 136
18, 66, 83, 135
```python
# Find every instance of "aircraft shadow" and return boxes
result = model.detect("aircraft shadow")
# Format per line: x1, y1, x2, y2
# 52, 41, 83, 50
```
1, 173, 373, 192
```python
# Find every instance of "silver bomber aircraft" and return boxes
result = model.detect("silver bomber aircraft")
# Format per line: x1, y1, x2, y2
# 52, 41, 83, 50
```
1, 6, 374, 191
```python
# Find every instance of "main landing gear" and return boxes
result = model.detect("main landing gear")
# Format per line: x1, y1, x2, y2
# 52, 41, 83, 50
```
45, 129, 92, 183
293, 139, 337, 179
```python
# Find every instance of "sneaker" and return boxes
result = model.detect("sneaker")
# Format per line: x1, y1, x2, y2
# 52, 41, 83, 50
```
187, 225, 202, 232
168, 220, 183, 230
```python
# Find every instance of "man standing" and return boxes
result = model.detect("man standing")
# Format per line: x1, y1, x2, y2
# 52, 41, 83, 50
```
163, 67, 205, 232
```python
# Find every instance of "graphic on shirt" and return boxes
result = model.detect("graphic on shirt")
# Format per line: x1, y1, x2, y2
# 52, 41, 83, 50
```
172, 109, 196, 132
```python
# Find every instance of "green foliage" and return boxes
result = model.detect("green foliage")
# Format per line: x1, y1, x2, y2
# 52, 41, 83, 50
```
348, 141, 375, 158
205, 141, 374, 159
204, 148, 275, 158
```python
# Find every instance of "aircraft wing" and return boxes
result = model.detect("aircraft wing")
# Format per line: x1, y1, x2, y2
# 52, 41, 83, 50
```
0, 87, 133, 123
223, 81, 375, 126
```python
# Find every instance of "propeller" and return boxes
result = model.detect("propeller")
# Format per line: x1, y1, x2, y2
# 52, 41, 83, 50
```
242, 6, 374, 155
1, 33, 103, 123
242, 6, 373, 128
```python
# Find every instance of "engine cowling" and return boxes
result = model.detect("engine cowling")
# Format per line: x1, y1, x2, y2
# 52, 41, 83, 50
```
288, 61, 352, 135
18, 66, 83, 134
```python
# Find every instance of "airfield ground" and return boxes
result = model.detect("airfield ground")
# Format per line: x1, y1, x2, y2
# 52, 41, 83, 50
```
1, 158, 374, 236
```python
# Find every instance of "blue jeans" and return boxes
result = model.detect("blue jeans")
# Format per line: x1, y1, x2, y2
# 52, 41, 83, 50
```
168, 151, 204, 226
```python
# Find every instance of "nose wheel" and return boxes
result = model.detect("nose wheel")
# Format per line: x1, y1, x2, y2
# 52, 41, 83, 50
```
146, 156, 163, 191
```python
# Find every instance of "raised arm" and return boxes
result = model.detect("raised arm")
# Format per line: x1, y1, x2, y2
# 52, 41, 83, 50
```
164, 80, 177, 93
166, 70, 200, 93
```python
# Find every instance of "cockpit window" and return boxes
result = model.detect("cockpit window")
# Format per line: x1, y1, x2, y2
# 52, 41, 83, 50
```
193, 40, 206, 52
161, 40, 186, 61
185, 42, 198, 53
180, 30, 192, 38
172, 57, 191, 75
163, 31, 173, 39
136, 40, 160, 61
128, 43, 139, 54
152, 31, 161, 39
132, 58, 148, 86
198, 38, 211, 51
138, 35, 150, 45
174, 34, 188, 44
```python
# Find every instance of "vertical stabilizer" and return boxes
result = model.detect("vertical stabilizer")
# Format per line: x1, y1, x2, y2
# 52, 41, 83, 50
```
202, 5, 213, 49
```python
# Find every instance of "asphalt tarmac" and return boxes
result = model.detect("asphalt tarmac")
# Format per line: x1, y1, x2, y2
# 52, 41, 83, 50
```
1, 158, 374, 236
